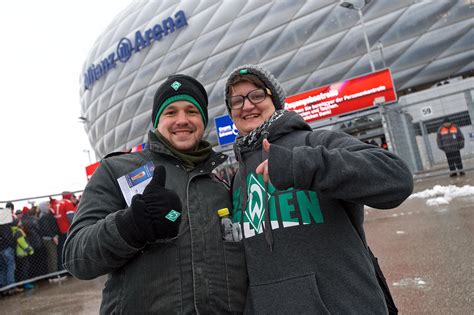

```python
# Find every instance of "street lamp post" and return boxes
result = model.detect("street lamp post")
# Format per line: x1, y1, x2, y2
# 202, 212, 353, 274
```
374, 96, 392, 152
340, 1, 375, 72
83, 149, 92, 165
377, 40, 386, 68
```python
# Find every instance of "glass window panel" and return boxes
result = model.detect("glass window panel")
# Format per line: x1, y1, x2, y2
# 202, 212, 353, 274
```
212, 4, 271, 55
305, 6, 358, 43
198, 46, 240, 83
179, 26, 229, 70
439, 27, 474, 58
379, 1, 455, 45
263, 5, 333, 61
294, 0, 333, 19
428, 0, 472, 29
201, 1, 246, 34
392, 20, 472, 70
401, 50, 474, 90
319, 10, 400, 68
279, 33, 344, 82
226, 25, 285, 72
250, 1, 304, 37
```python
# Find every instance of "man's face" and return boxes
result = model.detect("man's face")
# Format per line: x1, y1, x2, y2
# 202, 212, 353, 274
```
157, 101, 205, 151
230, 81, 276, 135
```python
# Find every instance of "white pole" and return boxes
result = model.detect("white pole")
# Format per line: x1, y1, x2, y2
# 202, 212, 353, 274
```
358, 8, 375, 72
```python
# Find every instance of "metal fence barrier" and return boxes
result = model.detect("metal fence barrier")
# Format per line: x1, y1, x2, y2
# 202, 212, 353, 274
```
1, 192, 82, 295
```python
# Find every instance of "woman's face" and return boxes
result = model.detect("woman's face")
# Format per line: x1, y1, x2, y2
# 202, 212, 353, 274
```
230, 81, 276, 135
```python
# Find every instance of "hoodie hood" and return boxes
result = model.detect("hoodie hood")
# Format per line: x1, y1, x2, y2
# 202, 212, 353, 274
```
266, 111, 312, 142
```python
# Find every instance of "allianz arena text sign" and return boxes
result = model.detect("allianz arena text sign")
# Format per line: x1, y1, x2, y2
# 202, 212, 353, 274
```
285, 69, 397, 123
83, 10, 188, 90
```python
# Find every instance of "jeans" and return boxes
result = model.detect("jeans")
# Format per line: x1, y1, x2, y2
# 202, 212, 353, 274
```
0, 247, 16, 288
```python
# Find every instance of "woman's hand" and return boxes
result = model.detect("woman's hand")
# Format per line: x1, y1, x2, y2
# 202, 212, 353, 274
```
256, 139, 271, 183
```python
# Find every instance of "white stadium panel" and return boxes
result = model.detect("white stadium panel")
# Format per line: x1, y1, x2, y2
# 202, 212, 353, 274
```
79, 0, 474, 158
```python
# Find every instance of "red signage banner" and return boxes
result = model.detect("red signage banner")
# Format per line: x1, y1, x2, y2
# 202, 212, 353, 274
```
285, 68, 397, 123
85, 161, 100, 181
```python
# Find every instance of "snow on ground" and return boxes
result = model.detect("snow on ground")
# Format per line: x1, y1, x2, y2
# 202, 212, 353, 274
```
409, 185, 474, 206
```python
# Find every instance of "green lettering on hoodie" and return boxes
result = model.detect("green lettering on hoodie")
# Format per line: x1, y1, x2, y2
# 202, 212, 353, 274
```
232, 172, 324, 237
296, 190, 323, 224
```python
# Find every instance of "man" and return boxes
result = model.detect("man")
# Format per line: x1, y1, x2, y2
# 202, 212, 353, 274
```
224, 64, 413, 314
0, 205, 18, 295
10, 206, 35, 289
38, 200, 60, 274
436, 119, 465, 177
63, 74, 247, 314
19, 205, 48, 278
50, 192, 77, 271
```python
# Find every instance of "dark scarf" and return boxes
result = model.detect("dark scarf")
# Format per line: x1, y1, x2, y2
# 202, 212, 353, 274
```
234, 109, 286, 150
154, 130, 212, 168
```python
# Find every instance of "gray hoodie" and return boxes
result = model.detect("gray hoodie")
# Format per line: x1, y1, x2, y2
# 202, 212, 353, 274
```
232, 111, 413, 314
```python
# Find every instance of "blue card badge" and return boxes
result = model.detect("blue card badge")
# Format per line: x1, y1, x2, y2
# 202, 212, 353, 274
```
125, 162, 155, 188
117, 162, 156, 207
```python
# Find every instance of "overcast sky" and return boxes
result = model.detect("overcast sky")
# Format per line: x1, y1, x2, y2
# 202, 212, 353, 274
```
0, 0, 132, 203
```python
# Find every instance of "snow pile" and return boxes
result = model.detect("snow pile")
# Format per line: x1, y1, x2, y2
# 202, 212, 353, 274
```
393, 277, 428, 289
409, 185, 474, 206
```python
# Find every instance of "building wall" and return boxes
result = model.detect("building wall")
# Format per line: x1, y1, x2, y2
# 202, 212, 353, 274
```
80, 0, 474, 158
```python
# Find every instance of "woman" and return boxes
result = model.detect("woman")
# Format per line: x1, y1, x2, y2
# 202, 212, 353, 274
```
224, 64, 413, 314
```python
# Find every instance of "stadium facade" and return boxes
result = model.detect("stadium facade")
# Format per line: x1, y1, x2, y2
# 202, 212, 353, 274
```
79, 0, 474, 160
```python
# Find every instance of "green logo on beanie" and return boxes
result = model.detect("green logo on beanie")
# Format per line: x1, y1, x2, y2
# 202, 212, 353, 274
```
171, 81, 182, 91
239, 69, 248, 75
165, 210, 181, 222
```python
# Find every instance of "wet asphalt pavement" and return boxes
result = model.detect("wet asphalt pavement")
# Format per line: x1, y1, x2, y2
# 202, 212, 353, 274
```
1, 172, 472, 314
365, 172, 474, 314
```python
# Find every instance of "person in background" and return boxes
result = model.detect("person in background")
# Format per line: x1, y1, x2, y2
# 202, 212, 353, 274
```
21, 205, 48, 277
0, 205, 22, 295
436, 119, 465, 177
64, 74, 247, 314
38, 200, 59, 274
224, 64, 413, 314
50, 192, 77, 271
368, 139, 378, 147
11, 208, 35, 290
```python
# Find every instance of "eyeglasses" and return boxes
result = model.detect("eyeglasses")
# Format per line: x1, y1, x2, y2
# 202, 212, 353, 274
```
229, 88, 271, 110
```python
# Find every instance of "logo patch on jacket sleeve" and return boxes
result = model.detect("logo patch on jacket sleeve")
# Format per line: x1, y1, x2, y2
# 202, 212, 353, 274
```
165, 210, 181, 222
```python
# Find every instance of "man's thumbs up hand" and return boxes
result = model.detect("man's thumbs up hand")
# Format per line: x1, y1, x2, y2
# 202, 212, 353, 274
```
116, 165, 182, 247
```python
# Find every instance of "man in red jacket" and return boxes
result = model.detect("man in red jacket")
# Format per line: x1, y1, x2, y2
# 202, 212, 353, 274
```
50, 192, 77, 270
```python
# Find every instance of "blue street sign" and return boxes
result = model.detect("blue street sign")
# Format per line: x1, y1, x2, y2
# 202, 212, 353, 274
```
214, 114, 238, 146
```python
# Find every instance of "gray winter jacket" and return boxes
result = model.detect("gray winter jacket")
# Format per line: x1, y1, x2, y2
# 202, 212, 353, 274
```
232, 111, 413, 314
64, 131, 247, 314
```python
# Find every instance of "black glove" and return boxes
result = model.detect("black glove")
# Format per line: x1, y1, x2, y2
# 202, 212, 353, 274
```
116, 165, 182, 247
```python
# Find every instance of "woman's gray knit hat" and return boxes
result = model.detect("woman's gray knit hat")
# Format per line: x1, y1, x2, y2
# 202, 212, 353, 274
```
224, 64, 286, 113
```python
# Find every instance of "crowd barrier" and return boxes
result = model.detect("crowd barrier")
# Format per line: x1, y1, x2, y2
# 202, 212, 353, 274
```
0, 191, 82, 295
